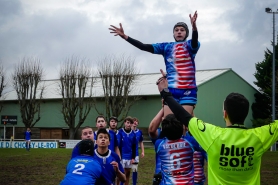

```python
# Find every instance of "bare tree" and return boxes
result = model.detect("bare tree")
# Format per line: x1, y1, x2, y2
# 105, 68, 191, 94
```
12, 57, 44, 128
0, 63, 7, 112
96, 54, 140, 123
59, 56, 95, 139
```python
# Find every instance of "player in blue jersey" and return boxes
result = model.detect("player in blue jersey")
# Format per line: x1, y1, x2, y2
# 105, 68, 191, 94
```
148, 109, 164, 185
24, 128, 32, 151
118, 116, 137, 185
71, 126, 95, 159
109, 11, 200, 117
155, 114, 200, 185
94, 115, 121, 157
108, 116, 121, 147
60, 139, 102, 185
131, 117, 145, 185
94, 128, 126, 185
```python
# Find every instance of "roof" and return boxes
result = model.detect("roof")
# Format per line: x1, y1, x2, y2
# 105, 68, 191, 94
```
2, 68, 230, 100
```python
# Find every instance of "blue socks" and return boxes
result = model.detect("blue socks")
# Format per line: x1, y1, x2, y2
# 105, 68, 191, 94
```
132, 172, 138, 185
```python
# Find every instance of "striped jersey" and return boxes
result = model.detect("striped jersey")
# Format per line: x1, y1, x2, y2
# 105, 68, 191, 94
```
152, 40, 200, 89
155, 137, 195, 185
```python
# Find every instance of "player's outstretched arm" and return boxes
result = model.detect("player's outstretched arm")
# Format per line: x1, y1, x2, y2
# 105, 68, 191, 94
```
109, 23, 128, 40
189, 11, 199, 49
109, 23, 154, 53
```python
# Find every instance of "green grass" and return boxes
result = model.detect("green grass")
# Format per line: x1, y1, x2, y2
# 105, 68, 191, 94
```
0, 148, 278, 185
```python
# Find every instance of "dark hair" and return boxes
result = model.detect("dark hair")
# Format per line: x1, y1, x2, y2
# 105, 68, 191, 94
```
95, 115, 106, 123
109, 116, 118, 123
173, 22, 189, 41
96, 128, 110, 141
133, 117, 139, 124
161, 114, 183, 140
82, 126, 92, 131
124, 116, 134, 124
224, 93, 249, 125
78, 139, 94, 156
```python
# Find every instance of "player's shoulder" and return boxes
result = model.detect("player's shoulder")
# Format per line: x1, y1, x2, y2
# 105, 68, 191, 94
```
110, 150, 120, 159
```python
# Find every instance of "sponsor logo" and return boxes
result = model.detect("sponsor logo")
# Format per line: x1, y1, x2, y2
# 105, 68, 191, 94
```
184, 90, 191, 96
219, 144, 254, 171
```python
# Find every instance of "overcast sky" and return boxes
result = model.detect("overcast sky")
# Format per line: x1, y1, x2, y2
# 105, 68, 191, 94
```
0, 0, 277, 90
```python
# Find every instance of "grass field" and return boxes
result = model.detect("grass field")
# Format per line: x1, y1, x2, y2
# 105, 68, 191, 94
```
0, 148, 278, 185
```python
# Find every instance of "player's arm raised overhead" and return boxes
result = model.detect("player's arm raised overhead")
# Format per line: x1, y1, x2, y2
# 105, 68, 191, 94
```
189, 11, 199, 49
109, 23, 154, 53
148, 108, 164, 139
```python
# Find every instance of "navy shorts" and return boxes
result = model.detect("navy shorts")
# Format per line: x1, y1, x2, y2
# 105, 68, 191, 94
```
168, 87, 197, 105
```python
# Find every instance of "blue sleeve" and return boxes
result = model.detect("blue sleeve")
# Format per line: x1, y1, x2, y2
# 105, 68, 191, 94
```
71, 145, 79, 159
154, 139, 163, 153
186, 40, 200, 57
114, 133, 118, 147
152, 43, 167, 55
139, 131, 143, 142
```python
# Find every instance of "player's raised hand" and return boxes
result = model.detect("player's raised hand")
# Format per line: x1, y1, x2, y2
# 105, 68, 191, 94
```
189, 11, 198, 31
109, 23, 128, 39
157, 69, 168, 92
110, 161, 119, 172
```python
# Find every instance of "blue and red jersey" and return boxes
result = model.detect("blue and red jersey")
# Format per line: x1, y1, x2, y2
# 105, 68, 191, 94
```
155, 136, 197, 185
152, 40, 200, 89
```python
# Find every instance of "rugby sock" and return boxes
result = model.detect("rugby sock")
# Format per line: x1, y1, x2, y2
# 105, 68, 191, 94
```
132, 172, 137, 185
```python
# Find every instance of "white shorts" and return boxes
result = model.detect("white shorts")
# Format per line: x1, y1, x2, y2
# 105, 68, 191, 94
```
121, 159, 132, 169
132, 163, 138, 172
134, 156, 139, 163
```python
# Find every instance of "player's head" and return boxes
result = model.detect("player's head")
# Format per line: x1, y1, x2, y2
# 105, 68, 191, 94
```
161, 114, 183, 140
132, 117, 139, 129
173, 22, 189, 42
96, 128, 110, 148
78, 139, 94, 156
96, 115, 107, 129
124, 116, 134, 130
81, 126, 94, 142
223, 93, 249, 125
27, 127, 31, 131
109, 116, 118, 130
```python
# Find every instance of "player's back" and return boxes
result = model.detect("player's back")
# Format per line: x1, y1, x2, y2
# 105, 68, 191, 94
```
155, 137, 194, 185
60, 155, 102, 185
